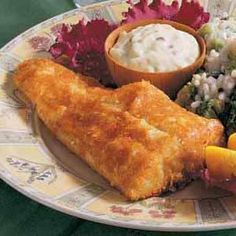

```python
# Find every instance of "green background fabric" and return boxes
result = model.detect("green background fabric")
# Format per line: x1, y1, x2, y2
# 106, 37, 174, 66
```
0, 0, 236, 235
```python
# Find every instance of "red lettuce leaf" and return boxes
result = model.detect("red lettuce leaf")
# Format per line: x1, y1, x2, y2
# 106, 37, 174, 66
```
173, 0, 210, 30
122, 0, 179, 24
122, 0, 210, 30
122, 0, 163, 24
49, 19, 116, 85
149, 0, 179, 20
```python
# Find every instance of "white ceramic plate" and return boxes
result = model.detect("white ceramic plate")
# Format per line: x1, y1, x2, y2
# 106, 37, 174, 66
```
1, 0, 236, 232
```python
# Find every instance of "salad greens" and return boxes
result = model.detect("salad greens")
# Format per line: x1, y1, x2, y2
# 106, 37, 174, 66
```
220, 90, 236, 136
177, 18, 236, 137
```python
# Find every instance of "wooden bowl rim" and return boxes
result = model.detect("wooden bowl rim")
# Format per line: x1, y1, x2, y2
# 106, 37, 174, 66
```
104, 19, 206, 76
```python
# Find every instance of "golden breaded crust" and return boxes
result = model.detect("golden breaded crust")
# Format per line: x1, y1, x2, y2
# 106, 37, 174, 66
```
14, 59, 185, 200
113, 82, 225, 171
78, 79, 225, 172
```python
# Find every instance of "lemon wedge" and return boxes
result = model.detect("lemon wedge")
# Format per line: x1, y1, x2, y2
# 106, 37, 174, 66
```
205, 146, 236, 180
228, 133, 236, 150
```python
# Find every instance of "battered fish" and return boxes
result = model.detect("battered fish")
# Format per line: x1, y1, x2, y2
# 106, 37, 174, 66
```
14, 59, 184, 200
113, 83, 225, 171
14, 59, 224, 200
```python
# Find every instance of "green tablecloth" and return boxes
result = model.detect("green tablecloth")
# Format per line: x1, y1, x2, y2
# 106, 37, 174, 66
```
0, 0, 236, 235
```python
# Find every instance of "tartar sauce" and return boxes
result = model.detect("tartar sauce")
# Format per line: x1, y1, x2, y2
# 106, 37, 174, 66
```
110, 24, 200, 73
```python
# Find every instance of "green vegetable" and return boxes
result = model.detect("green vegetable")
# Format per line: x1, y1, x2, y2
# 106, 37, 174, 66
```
208, 37, 224, 51
225, 57, 236, 73
212, 99, 225, 114
195, 99, 224, 119
176, 73, 236, 137
198, 24, 224, 51
198, 24, 212, 37
224, 41, 236, 72
196, 99, 218, 118
189, 83, 198, 100
220, 90, 236, 136
176, 83, 197, 107
228, 42, 236, 59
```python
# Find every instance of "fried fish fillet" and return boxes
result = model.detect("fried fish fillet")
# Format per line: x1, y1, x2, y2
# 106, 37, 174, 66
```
77, 79, 224, 172
112, 83, 225, 171
14, 59, 185, 200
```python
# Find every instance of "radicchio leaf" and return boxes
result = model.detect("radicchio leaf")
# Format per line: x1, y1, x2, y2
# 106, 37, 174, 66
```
173, 0, 210, 30
122, 0, 162, 24
149, 0, 179, 20
49, 19, 116, 85
122, 0, 210, 30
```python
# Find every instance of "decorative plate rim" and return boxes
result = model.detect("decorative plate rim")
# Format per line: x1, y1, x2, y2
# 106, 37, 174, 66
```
1, 1, 236, 232
1, 168, 236, 232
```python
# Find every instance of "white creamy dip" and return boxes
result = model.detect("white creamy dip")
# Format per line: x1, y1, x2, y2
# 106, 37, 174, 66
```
110, 24, 200, 73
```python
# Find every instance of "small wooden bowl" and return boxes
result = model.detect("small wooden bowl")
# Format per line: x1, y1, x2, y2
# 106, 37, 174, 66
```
105, 19, 206, 98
